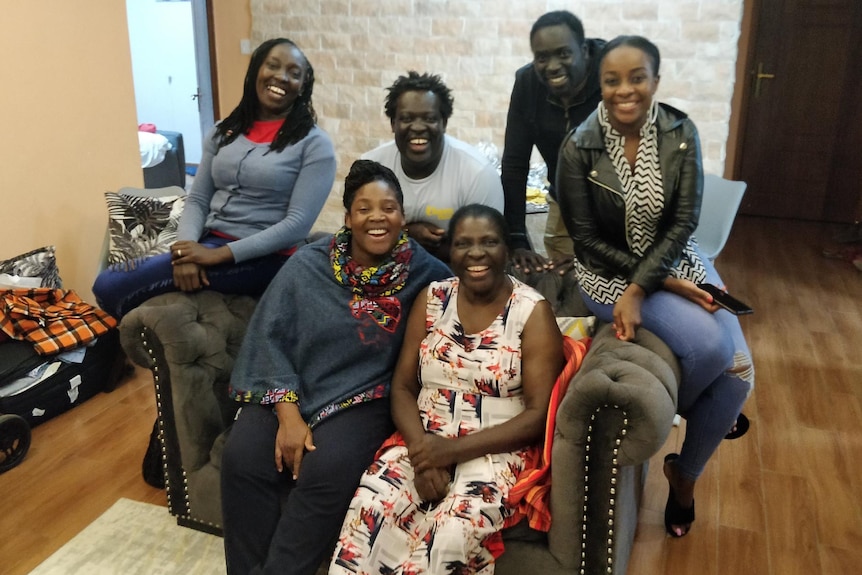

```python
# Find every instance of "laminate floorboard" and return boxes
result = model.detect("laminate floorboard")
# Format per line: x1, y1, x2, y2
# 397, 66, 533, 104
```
0, 366, 165, 575
627, 216, 862, 575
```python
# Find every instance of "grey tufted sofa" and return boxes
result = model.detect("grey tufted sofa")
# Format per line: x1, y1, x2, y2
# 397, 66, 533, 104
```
119, 273, 680, 575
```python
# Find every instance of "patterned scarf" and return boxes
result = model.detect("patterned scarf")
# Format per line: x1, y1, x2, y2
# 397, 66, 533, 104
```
330, 227, 411, 332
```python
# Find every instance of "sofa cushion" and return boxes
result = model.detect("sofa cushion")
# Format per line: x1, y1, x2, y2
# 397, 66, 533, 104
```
104, 191, 185, 271
559, 324, 679, 467
120, 291, 255, 375
120, 291, 256, 474
511, 269, 592, 318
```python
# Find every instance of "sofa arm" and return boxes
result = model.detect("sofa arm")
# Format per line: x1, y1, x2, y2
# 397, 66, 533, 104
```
118, 291, 256, 529
566, 324, 679, 464
547, 323, 680, 573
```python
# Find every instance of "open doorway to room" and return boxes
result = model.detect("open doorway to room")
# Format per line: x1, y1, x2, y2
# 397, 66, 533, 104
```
126, 0, 216, 168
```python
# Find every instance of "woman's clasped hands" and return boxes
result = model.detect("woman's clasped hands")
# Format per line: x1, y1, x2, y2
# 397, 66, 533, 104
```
171, 240, 234, 292
408, 432, 453, 504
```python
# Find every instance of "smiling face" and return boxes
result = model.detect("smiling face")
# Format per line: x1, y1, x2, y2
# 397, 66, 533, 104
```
600, 45, 660, 135
531, 24, 589, 104
391, 90, 447, 179
345, 180, 407, 267
255, 42, 307, 121
449, 215, 509, 296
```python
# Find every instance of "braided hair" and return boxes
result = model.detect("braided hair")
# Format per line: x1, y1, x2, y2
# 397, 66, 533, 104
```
343, 159, 404, 211
214, 38, 317, 153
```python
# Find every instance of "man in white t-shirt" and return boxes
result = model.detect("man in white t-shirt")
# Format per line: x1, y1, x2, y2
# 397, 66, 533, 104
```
363, 71, 504, 261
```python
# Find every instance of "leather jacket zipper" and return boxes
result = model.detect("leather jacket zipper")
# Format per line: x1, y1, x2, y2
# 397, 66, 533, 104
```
587, 176, 624, 198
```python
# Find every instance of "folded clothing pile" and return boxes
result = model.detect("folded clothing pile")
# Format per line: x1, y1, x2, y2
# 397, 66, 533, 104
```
0, 246, 122, 427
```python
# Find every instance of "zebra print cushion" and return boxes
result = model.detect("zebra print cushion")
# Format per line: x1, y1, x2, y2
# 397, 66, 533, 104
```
0, 245, 63, 289
105, 192, 185, 270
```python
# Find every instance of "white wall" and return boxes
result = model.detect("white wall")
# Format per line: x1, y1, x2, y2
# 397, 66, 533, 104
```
126, 0, 203, 163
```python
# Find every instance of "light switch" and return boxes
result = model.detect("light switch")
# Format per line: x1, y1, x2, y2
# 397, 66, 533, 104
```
240, 39, 252, 55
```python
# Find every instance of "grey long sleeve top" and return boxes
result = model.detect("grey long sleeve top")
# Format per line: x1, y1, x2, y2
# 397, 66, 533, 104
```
177, 125, 337, 263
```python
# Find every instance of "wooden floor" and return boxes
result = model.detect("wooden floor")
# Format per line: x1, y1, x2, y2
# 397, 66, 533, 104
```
0, 364, 165, 575
1, 215, 860, 574
627, 216, 862, 574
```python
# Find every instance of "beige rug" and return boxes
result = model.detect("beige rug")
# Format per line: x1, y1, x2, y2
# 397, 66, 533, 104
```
29, 498, 225, 575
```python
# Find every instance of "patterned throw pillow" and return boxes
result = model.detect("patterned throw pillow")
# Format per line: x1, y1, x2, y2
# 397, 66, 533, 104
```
105, 192, 185, 270
0, 246, 63, 289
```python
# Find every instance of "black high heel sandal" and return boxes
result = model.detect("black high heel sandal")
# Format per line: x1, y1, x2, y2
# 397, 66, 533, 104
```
663, 453, 695, 538
724, 412, 750, 440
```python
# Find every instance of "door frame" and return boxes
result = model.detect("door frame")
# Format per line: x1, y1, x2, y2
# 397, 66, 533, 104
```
191, 0, 216, 144
725, 0, 757, 181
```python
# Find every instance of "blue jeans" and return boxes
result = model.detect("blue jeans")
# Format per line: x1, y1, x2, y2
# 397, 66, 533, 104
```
580, 254, 753, 481
92, 234, 288, 319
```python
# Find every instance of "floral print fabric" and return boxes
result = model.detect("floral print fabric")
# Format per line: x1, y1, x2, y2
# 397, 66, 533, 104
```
330, 277, 543, 575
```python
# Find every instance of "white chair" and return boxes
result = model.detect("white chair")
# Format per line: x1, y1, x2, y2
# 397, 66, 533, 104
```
693, 174, 747, 260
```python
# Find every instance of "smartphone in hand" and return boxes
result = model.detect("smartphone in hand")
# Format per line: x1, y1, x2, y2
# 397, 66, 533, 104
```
697, 283, 754, 315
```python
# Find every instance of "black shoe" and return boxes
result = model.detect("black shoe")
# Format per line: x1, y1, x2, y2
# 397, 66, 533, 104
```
663, 453, 695, 538
724, 413, 750, 440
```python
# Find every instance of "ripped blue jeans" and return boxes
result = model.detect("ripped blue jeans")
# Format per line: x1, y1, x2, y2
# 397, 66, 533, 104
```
580, 254, 754, 481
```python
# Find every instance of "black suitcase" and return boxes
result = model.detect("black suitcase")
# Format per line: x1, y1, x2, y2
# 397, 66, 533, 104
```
0, 329, 121, 427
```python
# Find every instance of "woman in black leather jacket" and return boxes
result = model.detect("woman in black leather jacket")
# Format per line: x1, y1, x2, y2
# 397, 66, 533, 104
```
557, 35, 754, 538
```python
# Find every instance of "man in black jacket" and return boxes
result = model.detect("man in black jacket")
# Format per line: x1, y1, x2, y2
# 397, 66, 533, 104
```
501, 10, 604, 274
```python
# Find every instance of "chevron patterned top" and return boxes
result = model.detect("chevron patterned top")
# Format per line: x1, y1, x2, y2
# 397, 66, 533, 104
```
575, 102, 706, 304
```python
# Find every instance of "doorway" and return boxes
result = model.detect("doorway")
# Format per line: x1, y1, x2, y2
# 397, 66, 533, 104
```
126, 0, 216, 166
734, 0, 862, 223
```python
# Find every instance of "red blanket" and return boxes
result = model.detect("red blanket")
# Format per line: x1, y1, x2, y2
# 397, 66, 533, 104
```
505, 334, 591, 532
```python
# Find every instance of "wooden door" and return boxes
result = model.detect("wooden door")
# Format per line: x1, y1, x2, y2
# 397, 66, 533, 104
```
737, 0, 862, 222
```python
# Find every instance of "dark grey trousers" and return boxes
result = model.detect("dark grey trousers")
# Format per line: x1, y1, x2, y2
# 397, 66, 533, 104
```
221, 400, 394, 575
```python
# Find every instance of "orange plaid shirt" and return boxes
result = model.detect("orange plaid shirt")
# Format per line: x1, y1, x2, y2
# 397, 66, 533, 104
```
0, 288, 117, 355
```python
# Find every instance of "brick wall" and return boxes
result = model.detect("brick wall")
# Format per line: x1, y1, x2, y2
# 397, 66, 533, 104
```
250, 0, 743, 225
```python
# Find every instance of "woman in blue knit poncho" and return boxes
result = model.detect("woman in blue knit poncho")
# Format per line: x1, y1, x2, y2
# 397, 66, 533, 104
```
220, 159, 451, 575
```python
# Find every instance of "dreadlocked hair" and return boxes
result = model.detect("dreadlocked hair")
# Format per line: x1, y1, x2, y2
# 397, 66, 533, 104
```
214, 38, 317, 153
383, 71, 454, 121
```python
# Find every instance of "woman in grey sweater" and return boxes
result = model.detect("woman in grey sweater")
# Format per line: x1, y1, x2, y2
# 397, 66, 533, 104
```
93, 38, 336, 318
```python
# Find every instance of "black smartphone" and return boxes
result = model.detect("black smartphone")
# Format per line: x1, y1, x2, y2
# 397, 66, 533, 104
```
697, 283, 754, 315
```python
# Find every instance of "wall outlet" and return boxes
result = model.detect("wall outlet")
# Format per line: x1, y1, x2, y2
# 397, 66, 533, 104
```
240, 39, 252, 55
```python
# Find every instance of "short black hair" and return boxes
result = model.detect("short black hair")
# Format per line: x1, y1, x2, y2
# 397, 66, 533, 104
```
383, 71, 454, 121
343, 159, 404, 211
448, 204, 510, 244
599, 35, 661, 76
530, 11, 585, 45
